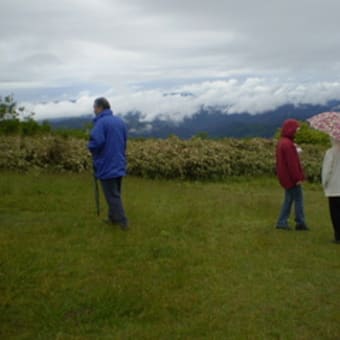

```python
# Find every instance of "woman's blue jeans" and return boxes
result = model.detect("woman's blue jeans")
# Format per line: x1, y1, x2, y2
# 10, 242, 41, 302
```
277, 185, 306, 228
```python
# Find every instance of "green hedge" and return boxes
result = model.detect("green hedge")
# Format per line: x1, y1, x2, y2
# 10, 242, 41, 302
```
0, 136, 327, 182
0, 136, 90, 173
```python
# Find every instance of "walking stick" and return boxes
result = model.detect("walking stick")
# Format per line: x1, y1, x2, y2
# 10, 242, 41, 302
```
93, 167, 100, 216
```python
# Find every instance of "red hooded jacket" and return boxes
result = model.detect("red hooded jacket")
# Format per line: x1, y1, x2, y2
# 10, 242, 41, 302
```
276, 119, 305, 189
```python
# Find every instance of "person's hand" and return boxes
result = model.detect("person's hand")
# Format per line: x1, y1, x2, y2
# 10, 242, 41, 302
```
296, 181, 302, 186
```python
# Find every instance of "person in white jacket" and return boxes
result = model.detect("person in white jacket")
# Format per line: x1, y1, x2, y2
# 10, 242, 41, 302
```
322, 138, 340, 243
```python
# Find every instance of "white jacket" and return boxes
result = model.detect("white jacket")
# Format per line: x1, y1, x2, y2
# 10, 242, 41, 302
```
322, 147, 340, 197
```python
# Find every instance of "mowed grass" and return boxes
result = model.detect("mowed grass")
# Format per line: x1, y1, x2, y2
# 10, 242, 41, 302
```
0, 172, 339, 340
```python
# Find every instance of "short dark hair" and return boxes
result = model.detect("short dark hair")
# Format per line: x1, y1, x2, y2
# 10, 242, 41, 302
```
94, 97, 111, 110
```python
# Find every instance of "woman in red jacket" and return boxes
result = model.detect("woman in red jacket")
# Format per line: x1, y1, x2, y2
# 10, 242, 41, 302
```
276, 119, 309, 231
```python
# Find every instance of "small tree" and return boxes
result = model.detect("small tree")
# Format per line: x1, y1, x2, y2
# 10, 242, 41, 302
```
295, 121, 330, 146
275, 121, 330, 146
0, 95, 19, 120
0, 94, 50, 136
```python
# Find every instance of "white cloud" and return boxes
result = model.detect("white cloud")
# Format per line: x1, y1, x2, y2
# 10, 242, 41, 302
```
28, 79, 340, 121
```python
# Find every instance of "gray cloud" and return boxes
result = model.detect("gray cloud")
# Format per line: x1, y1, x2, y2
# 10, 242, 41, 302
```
1, 0, 340, 115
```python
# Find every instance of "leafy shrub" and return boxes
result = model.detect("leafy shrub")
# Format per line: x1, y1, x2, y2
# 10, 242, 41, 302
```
0, 136, 91, 173
0, 119, 22, 135
127, 137, 326, 182
0, 119, 52, 136
275, 121, 330, 146
0, 136, 327, 182
295, 122, 331, 146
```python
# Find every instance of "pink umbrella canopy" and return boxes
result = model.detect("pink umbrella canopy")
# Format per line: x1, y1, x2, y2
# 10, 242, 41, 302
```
307, 111, 340, 140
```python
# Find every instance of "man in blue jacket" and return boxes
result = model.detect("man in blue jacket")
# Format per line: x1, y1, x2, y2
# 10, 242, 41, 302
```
88, 97, 128, 230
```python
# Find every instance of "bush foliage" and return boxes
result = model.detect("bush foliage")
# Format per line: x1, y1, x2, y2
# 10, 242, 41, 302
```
275, 121, 330, 146
0, 136, 89, 173
0, 135, 326, 182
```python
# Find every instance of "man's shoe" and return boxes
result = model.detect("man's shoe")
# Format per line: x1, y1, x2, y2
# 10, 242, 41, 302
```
296, 224, 310, 231
276, 226, 292, 231
103, 219, 129, 231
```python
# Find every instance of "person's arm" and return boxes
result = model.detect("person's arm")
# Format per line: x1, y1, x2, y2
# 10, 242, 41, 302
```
88, 120, 106, 154
322, 150, 334, 189
284, 144, 304, 185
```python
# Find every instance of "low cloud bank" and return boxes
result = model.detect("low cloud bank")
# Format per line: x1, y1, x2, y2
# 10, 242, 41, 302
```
28, 78, 340, 121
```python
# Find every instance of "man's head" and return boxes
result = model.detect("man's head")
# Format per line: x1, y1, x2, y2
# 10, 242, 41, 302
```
93, 97, 111, 115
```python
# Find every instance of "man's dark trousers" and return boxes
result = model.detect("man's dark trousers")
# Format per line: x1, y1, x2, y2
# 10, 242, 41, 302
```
100, 177, 128, 228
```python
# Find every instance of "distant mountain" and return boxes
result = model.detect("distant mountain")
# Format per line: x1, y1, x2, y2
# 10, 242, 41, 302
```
48, 114, 93, 130
46, 101, 340, 138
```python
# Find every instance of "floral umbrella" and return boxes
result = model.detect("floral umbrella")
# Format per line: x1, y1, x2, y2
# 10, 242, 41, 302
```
307, 111, 340, 140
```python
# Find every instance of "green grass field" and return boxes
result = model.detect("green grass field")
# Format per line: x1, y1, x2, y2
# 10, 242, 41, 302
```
0, 172, 339, 339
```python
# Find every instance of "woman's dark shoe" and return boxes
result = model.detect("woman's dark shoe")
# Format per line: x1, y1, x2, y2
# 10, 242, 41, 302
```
296, 224, 310, 231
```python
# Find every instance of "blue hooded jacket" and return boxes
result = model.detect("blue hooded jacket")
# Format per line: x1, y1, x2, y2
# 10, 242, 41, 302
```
88, 109, 127, 180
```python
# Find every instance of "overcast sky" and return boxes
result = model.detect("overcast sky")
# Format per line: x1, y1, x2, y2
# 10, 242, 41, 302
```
1, 0, 340, 119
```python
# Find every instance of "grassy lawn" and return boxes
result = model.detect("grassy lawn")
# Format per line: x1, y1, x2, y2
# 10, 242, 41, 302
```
0, 172, 339, 339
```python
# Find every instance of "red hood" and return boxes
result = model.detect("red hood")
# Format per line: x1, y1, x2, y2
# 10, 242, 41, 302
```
281, 119, 299, 139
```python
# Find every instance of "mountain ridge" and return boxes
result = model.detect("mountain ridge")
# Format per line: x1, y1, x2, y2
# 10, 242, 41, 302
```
46, 101, 340, 138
